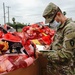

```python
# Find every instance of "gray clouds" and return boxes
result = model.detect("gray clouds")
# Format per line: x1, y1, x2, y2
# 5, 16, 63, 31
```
0, 0, 75, 24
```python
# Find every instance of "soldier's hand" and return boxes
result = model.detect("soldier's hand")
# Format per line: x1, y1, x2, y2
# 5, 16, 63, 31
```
43, 45, 51, 50
36, 50, 43, 58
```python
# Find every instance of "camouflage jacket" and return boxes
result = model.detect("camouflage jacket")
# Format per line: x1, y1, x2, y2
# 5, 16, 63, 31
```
42, 18, 75, 75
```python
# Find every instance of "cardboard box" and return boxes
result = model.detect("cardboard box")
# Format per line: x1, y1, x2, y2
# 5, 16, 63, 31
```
5, 59, 41, 75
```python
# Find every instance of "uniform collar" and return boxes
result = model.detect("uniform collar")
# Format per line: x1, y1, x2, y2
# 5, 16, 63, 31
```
57, 18, 72, 30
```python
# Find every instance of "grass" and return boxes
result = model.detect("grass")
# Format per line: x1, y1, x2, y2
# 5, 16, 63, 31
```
18, 28, 22, 32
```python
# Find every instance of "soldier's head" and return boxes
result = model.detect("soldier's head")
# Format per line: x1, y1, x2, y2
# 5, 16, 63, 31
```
43, 2, 67, 29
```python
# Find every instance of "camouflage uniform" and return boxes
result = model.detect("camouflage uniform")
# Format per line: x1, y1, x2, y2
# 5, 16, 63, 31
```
42, 2, 75, 75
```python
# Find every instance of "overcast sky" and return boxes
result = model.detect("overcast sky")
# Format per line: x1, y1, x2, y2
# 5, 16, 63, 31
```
0, 0, 75, 25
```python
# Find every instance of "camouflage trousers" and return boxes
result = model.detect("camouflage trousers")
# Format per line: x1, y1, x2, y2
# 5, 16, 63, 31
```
46, 62, 75, 75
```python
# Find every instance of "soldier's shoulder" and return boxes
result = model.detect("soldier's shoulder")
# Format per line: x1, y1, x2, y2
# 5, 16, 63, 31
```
68, 21, 75, 26
62, 20, 75, 36
64, 21, 75, 30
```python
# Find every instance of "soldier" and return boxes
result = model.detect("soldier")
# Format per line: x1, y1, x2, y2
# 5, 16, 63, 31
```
37, 2, 75, 75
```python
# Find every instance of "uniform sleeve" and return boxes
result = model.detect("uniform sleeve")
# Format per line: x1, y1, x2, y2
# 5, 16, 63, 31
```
42, 25, 75, 64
